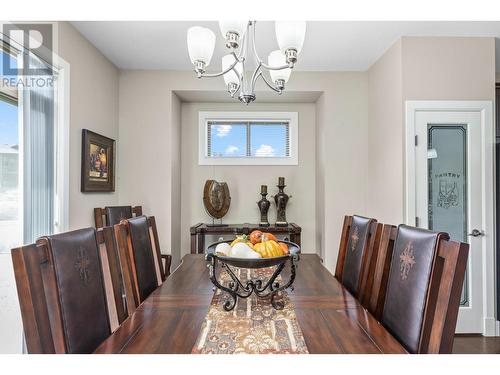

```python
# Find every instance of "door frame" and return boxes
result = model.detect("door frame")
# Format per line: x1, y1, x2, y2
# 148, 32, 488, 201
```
405, 100, 497, 336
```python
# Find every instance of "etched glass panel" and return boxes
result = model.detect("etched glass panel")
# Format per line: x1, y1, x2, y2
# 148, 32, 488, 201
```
427, 125, 469, 306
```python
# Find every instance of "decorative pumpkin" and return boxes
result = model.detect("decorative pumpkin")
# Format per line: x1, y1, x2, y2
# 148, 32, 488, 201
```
254, 240, 285, 258
249, 230, 263, 245
249, 230, 278, 244
230, 242, 261, 258
261, 233, 277, 242
278, 242, 289, 255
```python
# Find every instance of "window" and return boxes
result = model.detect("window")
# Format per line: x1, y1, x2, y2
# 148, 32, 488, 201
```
199, 112, 298, 165
0, 44, 70, 253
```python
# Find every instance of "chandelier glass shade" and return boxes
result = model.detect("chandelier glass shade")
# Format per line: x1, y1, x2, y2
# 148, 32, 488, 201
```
186, 21, 306, 104
275, 21, 306, 54
187, 26, 216, 66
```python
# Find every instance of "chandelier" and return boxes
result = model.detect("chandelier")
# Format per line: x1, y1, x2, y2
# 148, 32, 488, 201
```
186, 21, 306, 104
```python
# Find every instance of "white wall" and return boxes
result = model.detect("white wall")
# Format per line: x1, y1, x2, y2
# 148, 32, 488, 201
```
58, 22, 120, 229
180, 102, 316, 257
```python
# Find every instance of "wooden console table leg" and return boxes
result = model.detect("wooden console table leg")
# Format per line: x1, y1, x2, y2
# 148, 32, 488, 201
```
290, 232, 301, 247
190, 233, 197, 254
197, 233, 205, 254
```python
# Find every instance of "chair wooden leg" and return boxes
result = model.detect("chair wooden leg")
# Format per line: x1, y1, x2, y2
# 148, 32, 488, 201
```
161, 254, 172, 278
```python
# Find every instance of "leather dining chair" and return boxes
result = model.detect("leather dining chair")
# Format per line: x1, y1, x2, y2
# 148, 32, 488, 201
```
94, 205, 143, 228
380, 225, 468, 354
366, 223, 397, 320
335, 215, 382, 301
114, 216, 172, 313
11, 227, 123, 353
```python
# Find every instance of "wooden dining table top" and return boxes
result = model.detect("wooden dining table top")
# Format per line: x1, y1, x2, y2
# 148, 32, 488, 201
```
94, 254, 407, 354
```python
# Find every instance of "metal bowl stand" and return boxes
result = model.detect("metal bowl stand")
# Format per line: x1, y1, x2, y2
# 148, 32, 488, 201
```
206, 253, 298, 311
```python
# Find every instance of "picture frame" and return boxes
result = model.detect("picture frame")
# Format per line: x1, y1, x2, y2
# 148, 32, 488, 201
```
81, 129, 115, 192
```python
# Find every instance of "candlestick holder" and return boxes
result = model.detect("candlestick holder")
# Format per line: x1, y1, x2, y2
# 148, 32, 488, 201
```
274, 177, 291, 227
257, 185, 270, 227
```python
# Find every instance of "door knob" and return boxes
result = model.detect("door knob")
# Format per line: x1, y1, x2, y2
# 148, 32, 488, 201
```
468, 229, 484, 237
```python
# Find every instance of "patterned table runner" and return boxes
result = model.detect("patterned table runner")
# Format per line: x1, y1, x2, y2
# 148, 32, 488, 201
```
192, 266, 309, 354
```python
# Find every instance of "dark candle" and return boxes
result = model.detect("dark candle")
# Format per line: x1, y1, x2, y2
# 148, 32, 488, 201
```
278, 177, 285, 186
261, 185, 267, 194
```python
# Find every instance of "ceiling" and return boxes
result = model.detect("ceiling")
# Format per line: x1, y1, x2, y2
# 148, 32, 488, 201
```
71, 21, 500, 71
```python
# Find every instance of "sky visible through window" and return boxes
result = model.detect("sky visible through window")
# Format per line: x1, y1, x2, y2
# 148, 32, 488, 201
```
0, 100, 18, 146
209, 122, 288, 158
0, 50, 17, 76
0, 50, 20, 251
0, 51, 18, 147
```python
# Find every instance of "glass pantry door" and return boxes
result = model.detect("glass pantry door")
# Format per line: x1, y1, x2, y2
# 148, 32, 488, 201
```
415, 111, 483, 333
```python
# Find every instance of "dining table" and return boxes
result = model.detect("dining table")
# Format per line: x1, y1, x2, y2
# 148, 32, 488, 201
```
94, 254, 407, 354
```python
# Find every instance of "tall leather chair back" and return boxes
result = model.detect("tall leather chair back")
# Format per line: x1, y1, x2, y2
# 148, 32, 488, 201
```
127, 216, 158, 301
94, 205, 143, 228
12, 228, 112, 353
381, 225, 449, 353
106, 206, 133, 226
340, 215, 377, 297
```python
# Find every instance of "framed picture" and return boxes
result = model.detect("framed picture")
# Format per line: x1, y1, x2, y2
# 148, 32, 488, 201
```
81, 129, 115, 192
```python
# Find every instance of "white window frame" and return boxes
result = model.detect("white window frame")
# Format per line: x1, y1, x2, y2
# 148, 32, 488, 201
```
0, 26, 70, 239
198, 111, 298, 166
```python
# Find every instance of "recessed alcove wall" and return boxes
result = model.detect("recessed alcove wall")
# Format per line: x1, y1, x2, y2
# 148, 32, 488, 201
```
118, 71, 370, 271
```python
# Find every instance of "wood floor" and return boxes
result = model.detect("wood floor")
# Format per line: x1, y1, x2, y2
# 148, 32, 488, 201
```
452, 335, 500, 354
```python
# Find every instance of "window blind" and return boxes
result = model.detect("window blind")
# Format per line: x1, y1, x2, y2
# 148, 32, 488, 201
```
207, 120, 290, 158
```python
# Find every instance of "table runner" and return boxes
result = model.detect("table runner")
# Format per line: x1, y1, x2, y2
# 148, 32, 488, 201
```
192, 266, 309, 354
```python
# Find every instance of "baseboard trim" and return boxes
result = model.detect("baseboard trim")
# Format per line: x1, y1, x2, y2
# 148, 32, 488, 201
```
483, 317, 498, 336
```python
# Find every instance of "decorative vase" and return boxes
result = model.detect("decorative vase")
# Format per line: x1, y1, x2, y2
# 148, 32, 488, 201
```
203, 179, 231, 227
274, 177, 290, 227
257, 185, 271, 227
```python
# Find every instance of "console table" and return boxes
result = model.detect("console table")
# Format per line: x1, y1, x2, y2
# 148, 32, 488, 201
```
189, 223, 302, 254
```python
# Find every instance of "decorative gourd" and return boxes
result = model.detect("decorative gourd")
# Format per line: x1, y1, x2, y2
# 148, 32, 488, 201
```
230, 234, 247, 247
262, 233, 277, 242
215, 242, 232, 256
278, 242, 289, 255
249, 230, 278, 245
230, 242, 262, 258
249, 230, 263, 245
254, 240, 285, 258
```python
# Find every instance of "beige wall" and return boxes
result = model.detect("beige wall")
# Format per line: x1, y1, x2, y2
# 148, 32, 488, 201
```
315, 75, 369, 272
367, 39, 404, 223
402, 37, 496, 101
180, 102, 317, 257
367, 36, 496, 225
117, 70, 369, 272
118, 71, 176, 264
58, 22, 119, 229
170, 93, 182, 267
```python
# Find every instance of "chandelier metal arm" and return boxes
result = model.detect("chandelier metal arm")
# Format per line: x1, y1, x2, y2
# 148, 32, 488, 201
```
250, 62, 262, 92
259, 71, 282, 93
251, 21, 293, 71
199, 52, 241, 78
